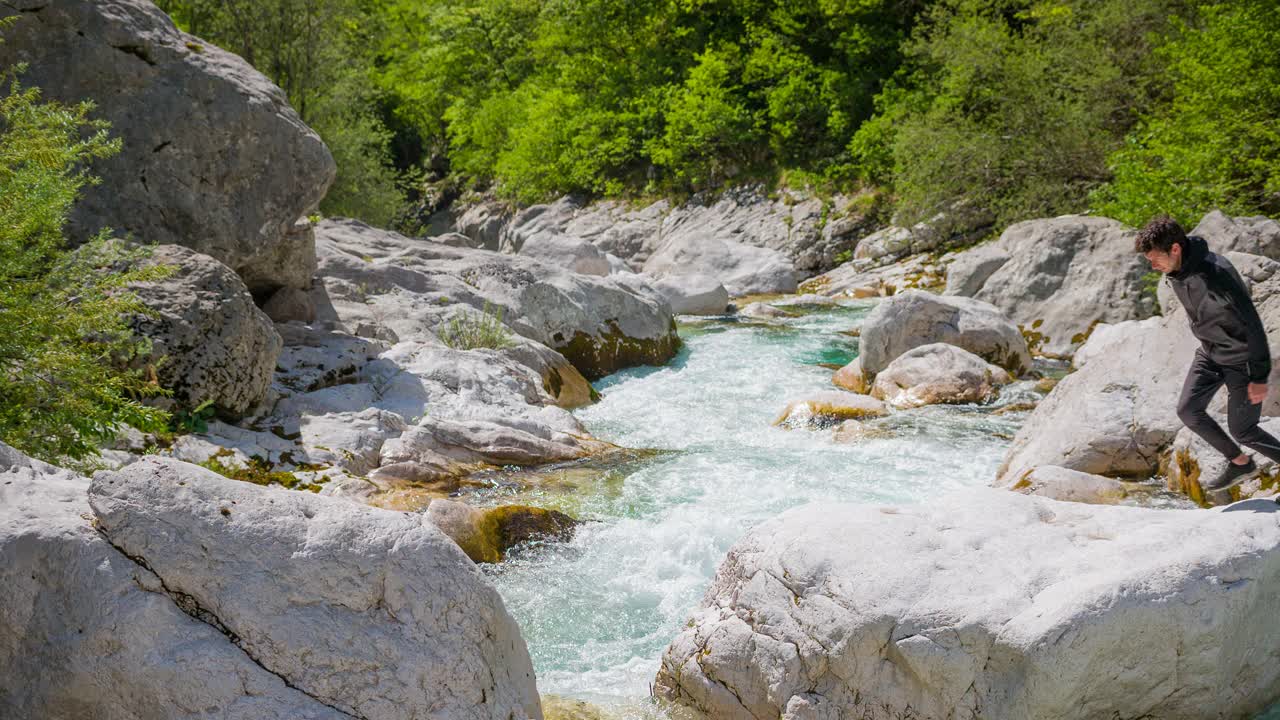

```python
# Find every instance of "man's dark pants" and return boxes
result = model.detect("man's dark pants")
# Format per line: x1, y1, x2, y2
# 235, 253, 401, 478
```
1177, 348, 1280, 463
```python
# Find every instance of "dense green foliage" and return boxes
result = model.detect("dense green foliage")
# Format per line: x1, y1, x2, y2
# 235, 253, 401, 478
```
0, 72, 170, 468
154, 0, 1279, 231
1094, 2, 1280, 226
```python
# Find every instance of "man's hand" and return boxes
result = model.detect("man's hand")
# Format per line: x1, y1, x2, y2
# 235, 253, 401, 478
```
1249, 382, 1269, 405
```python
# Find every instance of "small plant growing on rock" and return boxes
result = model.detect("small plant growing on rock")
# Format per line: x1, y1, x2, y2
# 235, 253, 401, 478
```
438, 301, 514, 350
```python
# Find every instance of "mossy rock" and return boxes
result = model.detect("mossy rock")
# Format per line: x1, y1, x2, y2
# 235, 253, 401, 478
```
773, 391, 889, 429
555, 318, 681, 380
427, 499, 580, 563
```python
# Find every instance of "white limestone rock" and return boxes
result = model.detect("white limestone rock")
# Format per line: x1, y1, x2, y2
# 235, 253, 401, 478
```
89, 457, 543, 720
0, 443, 349, 719
858, 290, 1031, 377
653, 274, 730, 315
656, 490, 1280, 719
943, 216, 1156, 358
870, 342, 1012, 408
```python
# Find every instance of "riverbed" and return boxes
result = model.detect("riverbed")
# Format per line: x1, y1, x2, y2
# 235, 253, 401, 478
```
479, 300, 1190, 717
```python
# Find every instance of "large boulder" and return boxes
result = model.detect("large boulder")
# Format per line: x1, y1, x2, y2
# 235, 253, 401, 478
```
998, 314, 1196, 484
653, 274, 730, 315
655, 490, 1280, 720
869, 342, 1011, 408
944, 216, 1156, 358
643, 234, 798, 296
130, 244, 281, 416
516, 234, 611, 277
0, 0, 335, 295
89, 457, 543, 720
0, 444, 349, 719
858, 290, 1031, 377
313, 219, 679, 379
799, 252, 948, 298
1004, 251, 1280, 488
1193, 210, 1280, 258
0, 444, 541, 719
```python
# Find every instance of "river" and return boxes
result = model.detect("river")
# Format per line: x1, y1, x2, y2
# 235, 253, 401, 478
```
478, 300, 1212, 717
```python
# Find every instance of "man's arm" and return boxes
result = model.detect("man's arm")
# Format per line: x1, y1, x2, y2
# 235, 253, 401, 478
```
1220, 264, 1272, 383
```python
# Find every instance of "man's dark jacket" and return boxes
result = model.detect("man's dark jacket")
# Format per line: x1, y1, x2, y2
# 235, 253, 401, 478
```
1168, 234, 1272, 382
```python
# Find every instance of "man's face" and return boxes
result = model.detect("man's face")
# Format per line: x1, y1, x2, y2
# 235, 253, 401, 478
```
1144, 244, 1181, 274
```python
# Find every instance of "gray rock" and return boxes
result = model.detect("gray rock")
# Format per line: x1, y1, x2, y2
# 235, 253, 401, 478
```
656, 490, 1280, 719
130, 245, 282, 416
643, 236, 797, 296
998, 314, 1196, 484
1165, 418, 1280, 506
870, 342, 1011, 408
654, 274, 730, 315
944, 216, 1156, 358
0, 0, 335, 294
313, 218, 679, 379
858, 291, 1031, 377
489, 186, 876, 280
800, 253, 948, 298
517, 233, 612, 276
261, 286, 315, 324
457, 200, 512, 251
1005, 251, 1280, 488
0, 442, 348, 720
1193, 210, 1280, 257
90, 457, 543, 720
1007, 464, 1132, 505
432, 231, 482, 248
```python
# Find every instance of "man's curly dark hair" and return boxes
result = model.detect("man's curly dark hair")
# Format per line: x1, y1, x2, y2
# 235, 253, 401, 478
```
1134, 214, 1187, 253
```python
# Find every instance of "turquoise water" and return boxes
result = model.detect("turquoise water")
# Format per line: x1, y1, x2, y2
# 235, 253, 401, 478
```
481, 303, 1056, 714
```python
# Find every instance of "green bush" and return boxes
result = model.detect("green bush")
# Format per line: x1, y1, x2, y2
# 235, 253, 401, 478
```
438, 301, 514, 350
0, 69, 170, 467
1093, 2, 1280, 226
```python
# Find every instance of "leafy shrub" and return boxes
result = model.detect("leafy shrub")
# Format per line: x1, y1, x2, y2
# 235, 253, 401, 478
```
0, 64, 171, 467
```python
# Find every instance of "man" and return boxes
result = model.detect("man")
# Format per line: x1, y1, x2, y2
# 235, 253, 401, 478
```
1137, 215, 1280, 491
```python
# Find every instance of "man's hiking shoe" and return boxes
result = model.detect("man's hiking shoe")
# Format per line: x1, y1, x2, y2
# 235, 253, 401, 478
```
1205, 458, 1258, 491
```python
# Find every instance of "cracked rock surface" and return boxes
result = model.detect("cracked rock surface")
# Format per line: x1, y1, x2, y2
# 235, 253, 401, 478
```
0, 445, 541, 719
655, 489, 1280, 719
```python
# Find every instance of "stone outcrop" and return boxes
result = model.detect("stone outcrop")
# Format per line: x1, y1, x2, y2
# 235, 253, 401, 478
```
488, 186, 875, 277
800, 253, 948, 298
0, 0, 335, 294
130, 244, 281, 416
1003, 250, 1280, 490
1165, 418, 1280, 506
943, 216, 1156, 358
642, 234, 798, 296
653, 274, 730, 315
858, 290, 1031, 377
869, 342, 1011, 408
426, 499, 578, 563
0, 444, 541, 719
313, 219, 679, 379
516, 234, 612, 277
655, 490, 1280, 720
1193, 210, 1280, 258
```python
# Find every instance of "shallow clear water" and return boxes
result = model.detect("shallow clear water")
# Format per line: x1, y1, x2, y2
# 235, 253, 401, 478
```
481, 301, 1047, 714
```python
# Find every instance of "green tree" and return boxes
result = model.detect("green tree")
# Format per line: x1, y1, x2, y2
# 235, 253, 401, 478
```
854, 0, 1188, 228
0, 74, 170, 467
1094, 1, 1280, 226
157, 0, 408, 226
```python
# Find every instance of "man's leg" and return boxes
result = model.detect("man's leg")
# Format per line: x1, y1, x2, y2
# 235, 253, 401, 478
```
1224, 365, 1280, 463
1177, 350, 1242, 459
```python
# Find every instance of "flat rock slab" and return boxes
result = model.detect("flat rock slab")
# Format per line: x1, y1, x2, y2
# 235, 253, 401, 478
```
656, 490, 1280, 720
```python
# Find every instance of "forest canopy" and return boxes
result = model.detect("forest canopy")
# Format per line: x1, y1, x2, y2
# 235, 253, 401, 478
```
156, 0, 1280, 232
